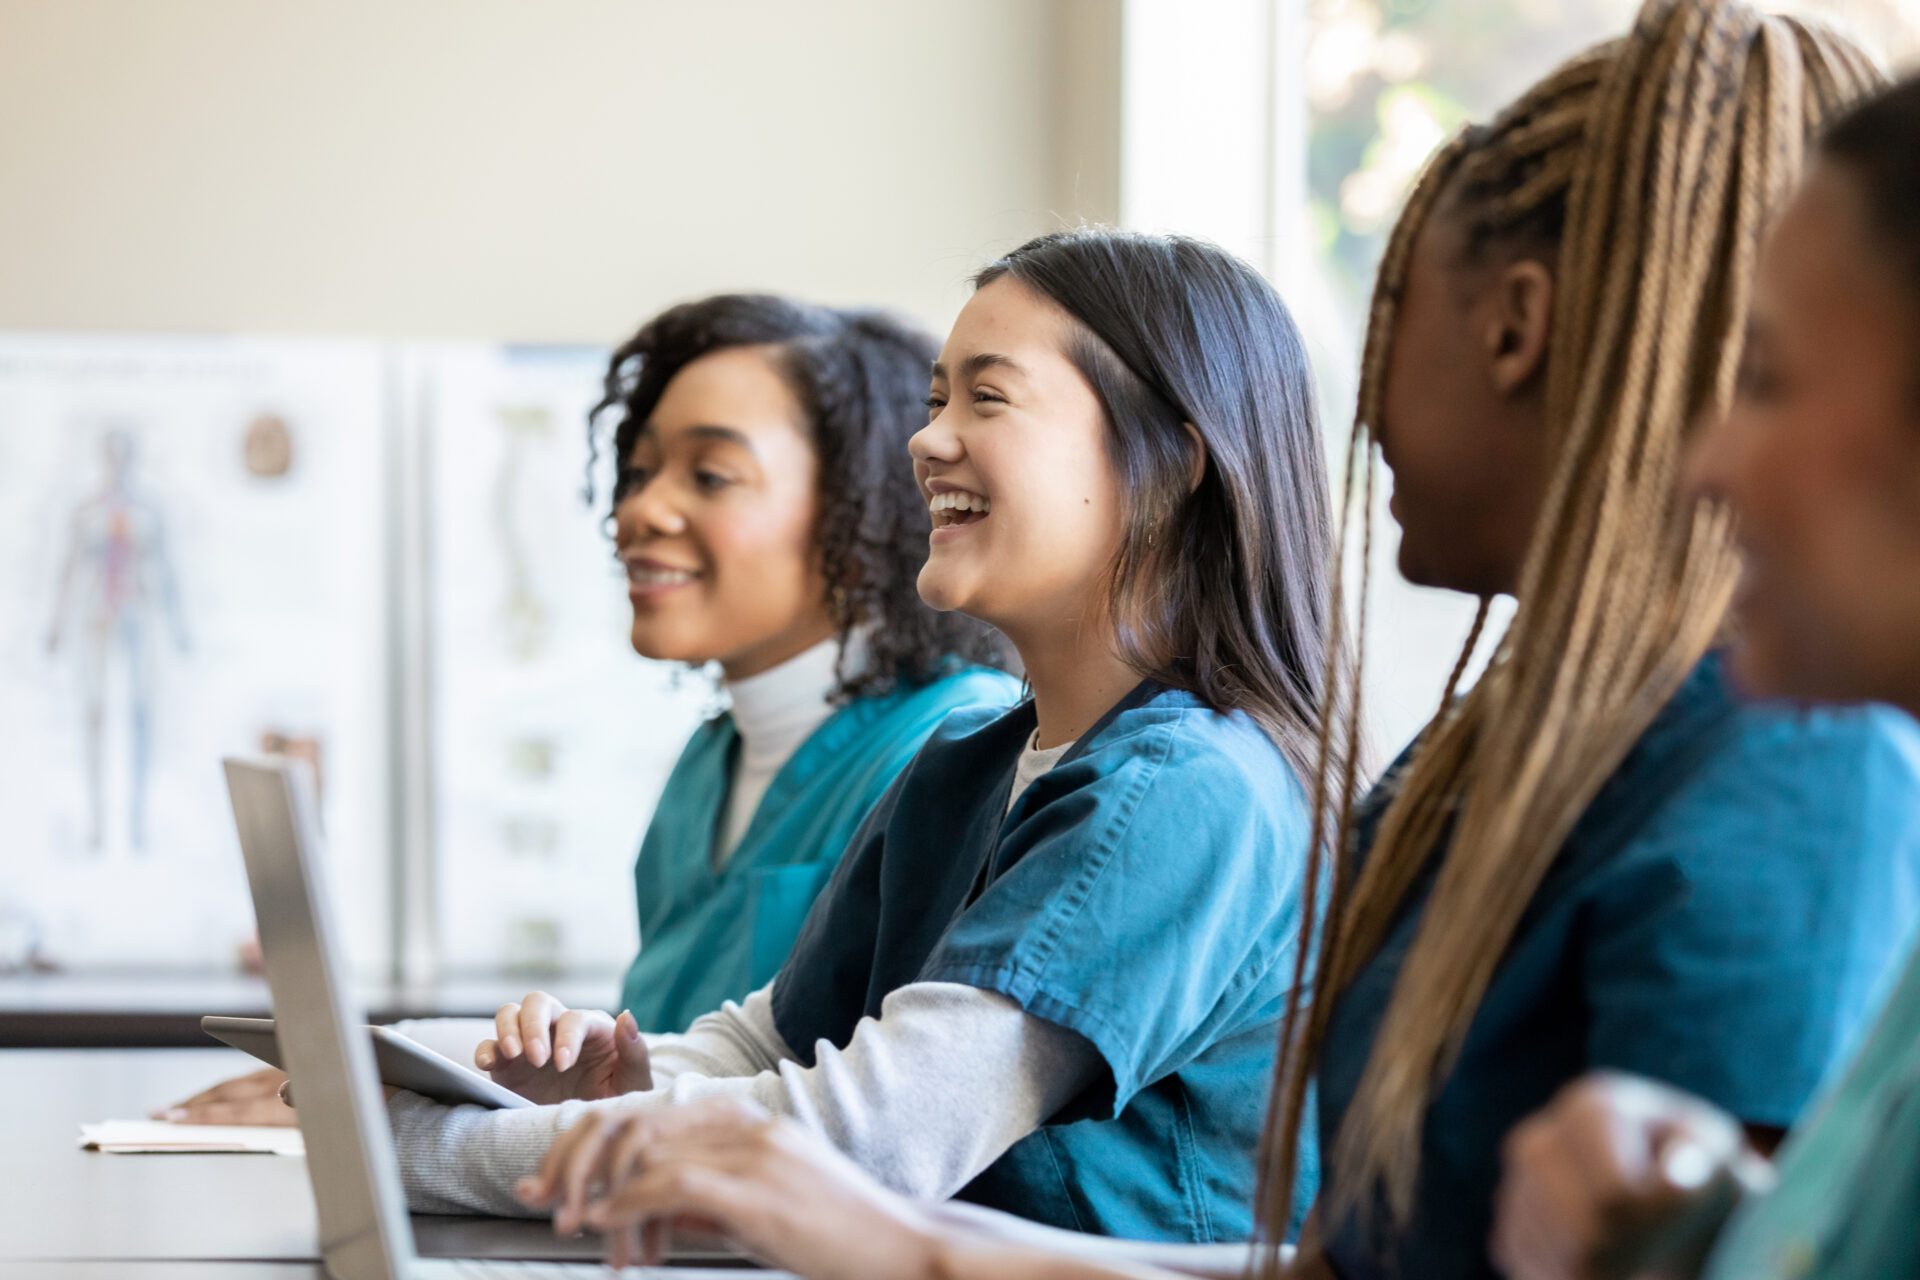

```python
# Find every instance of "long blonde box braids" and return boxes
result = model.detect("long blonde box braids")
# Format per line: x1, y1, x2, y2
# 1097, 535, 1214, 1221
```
1255, 0, 1884, 1268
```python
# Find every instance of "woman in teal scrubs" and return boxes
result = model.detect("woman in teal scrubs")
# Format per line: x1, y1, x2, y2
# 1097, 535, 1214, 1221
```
1490, 72, 1920, 1280
406, 230, 1345, 1239
164, 293, 1016, 1124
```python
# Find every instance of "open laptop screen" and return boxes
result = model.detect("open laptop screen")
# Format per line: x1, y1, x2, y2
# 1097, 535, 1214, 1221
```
224, 756, 411, 1280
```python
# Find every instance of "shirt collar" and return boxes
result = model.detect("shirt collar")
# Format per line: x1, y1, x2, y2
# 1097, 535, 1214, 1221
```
723, 636, 842, 770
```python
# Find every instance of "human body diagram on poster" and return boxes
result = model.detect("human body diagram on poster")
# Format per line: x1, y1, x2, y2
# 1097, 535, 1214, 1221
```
43, 430, 190, 852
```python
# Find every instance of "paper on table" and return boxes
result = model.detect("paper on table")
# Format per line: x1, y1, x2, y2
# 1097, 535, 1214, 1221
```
79, 1119, 305, 1155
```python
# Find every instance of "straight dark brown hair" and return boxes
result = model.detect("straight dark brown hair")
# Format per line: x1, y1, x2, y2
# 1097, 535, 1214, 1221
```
975, 228, 1350, 789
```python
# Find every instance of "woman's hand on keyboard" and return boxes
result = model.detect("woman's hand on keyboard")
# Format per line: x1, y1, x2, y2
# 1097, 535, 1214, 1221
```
473, 992, 653, 1104
516, 1095, 943, 1280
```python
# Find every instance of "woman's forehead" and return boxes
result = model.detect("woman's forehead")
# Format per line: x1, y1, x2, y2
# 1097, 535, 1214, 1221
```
643, 351, 804, 437
944, 278, 1074, 363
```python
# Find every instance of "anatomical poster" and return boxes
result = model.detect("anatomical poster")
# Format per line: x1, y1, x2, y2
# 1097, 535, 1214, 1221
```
0, 334, 392, 972
417, 344, 705, 980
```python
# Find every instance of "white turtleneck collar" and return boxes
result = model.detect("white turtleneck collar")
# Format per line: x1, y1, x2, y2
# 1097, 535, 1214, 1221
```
715, 635, 844, 866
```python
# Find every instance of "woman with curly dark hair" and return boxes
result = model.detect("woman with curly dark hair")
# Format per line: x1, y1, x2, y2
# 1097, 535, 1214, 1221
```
577, 294, 1016, 1036
163, 293, 1017, 1128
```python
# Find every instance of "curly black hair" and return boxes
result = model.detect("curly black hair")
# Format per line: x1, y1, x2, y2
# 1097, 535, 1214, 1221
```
586, 293, 1013, 699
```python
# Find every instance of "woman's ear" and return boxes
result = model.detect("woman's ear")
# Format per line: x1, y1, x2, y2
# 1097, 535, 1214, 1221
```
1484, 258, 1554, 396
1181, 422, 1208, 494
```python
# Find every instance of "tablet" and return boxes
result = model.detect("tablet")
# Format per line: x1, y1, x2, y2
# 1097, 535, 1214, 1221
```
201, 1015, 533, 1111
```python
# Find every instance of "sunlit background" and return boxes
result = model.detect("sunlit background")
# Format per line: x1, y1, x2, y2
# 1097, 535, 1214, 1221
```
2, 0, 1915, 1017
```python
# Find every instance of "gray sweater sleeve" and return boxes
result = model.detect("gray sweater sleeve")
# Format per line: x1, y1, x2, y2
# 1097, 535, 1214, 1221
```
387, 980, 1102, 1216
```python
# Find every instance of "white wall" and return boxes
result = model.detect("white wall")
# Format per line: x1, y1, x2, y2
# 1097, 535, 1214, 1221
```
0, 0, 1119, 343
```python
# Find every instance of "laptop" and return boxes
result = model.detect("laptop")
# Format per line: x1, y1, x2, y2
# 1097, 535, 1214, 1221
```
222, 755, 767, 1279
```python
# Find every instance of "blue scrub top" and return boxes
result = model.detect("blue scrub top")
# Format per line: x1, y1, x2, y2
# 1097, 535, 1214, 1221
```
1316, 656, 1920, 1280
619, 665, 1019, 1034
770, 681, 1318, 1243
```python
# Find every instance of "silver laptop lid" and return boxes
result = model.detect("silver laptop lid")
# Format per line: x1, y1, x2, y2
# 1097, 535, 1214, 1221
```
224, 756, 412, 1280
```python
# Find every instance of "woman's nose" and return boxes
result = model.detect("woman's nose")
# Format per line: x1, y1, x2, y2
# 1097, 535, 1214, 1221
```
615, 479, 688, 538
909, 412, 962, 466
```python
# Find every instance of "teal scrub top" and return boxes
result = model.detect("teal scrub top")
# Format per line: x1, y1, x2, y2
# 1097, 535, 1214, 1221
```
619, 665, 1019, 1034
769, 681, 1318, 1242
1316, 657, 1920, 1280
1701, 933, 1920, 1279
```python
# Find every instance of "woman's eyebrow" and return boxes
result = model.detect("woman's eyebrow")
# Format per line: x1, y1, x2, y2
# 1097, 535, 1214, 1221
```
930, 352, 1029, 382
684, 423, 755, 450
641, 420, 757, 453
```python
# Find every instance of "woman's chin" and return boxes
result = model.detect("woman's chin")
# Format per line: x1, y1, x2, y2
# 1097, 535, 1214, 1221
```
915, 569, 972, 615
628, 622, 714, 667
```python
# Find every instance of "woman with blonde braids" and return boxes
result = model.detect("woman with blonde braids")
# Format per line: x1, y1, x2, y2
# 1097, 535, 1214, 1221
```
1263, 3, 1920, 1279
1493, 71, 1920, 1280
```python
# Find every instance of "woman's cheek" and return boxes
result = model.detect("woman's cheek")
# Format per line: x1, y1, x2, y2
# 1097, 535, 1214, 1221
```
712, 510, 794, 577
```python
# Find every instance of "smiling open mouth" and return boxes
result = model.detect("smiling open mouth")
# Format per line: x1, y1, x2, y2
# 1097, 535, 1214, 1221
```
625, 561, 700, 588
929, 489, 991, 529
